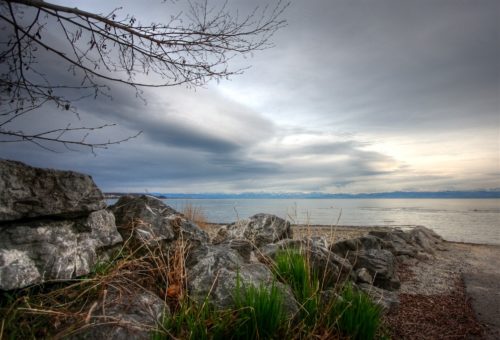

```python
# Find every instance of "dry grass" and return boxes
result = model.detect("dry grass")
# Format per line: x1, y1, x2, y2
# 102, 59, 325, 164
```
181, 202, 209, 230
0, 220, 191, 339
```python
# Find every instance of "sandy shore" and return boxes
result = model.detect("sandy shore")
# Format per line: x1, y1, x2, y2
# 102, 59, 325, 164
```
206, 223, 500, 339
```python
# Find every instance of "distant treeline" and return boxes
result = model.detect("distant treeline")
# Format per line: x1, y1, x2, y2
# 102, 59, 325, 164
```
105, 190, 500, 199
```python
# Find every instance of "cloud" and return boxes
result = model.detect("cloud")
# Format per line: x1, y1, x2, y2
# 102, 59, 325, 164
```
1, 0, 498, 194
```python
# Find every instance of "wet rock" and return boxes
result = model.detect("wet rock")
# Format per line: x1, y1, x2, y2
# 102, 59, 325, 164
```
213, 214, 292, 247
0, 160, 106, 222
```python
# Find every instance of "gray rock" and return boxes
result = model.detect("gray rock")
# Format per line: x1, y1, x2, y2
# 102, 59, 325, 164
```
304, 236, 329, 248
330, 235, 382, 258
356, 268, 373, 284
110, 195, 208, 247
348, 249, 400, 291
70, 287, 168, 340
369, 230, 419, 257
220, 238, 254, 263
258, 239, 304, 259
357, 283, 399, 314
308, 242, 353, 286
409, 226, 443, 254
213, 213, 292, 247
0, 210, 122, 290
0, 159, 106, 222
186, 243, 299, 317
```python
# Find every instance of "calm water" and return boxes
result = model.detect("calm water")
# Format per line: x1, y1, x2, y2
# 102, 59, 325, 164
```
162, 199, 500, 245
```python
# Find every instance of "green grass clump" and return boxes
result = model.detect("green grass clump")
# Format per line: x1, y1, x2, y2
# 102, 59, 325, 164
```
1, 237, 384, 340
233, 280, 286, 339
273, 249, 320, 326
153, 278, 286, 340
152, 299, 232, 340
330, 283, 383, 340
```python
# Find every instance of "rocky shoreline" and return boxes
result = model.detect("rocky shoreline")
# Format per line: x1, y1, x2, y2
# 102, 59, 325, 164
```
1, 159, 498, 339
289, 225, 498, 339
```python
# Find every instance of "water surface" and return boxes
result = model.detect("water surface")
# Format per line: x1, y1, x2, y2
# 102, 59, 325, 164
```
162, 198, 500, 245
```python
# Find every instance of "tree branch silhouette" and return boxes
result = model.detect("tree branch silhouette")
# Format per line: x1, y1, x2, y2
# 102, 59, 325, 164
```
0, 0, 288, 152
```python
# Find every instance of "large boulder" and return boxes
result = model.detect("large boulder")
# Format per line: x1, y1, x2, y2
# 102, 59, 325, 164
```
0, 160, 106, 222
347, 249, 400, 291
213, 213, 292, 247
0, 160, 122, 290
369, 226, 444, 259
110, 195, 209, 247
330, 235, 383, 258
0, 209, 122, 290
369, 229, 419, 257
186, 243, 299, 317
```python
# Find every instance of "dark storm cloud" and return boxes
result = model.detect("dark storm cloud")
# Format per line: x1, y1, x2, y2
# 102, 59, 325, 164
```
1, 0, 498, 193
242, 0, 499, 132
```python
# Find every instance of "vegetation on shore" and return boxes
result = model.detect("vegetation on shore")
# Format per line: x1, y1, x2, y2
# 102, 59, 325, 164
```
0, 227, 384, 339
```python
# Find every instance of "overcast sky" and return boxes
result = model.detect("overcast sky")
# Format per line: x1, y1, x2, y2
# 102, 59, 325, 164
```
1, 0, 499, 193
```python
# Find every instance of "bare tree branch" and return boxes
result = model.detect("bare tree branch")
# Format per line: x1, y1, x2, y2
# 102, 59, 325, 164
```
0, 0, 288, 152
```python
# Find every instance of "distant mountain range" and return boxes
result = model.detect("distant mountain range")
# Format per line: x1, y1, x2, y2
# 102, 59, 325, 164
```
105, 190, 500, 199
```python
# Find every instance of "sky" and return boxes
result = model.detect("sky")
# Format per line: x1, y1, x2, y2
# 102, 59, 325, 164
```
1, 0, 499, 193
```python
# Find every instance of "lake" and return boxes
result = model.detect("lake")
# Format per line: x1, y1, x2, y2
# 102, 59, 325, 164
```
109, 198, 500, 245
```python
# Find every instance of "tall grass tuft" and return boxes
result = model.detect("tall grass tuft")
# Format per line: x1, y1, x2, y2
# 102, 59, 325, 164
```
330, 283, 383, 340
233, 277, 286, 340
152, 298, 232, 340
273, 249, 320, 326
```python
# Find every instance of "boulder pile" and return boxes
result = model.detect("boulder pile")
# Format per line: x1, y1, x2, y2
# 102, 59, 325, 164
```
0, 160, 122, 290
0, 160, 447, 337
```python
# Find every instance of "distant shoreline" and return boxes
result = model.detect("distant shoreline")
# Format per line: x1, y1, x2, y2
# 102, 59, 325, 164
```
104, 191, 500, 200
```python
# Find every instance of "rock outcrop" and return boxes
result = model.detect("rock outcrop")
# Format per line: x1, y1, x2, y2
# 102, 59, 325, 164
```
213, 213, 292, 247
110, 195, 209, 247
0, 160, 106, 221
368, 226, 444, 259
186, 242, 299, 316
110, 196, 299, 316
347, 249, 400, 290
0, 160, 122, 290
0, 159, 451, 337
